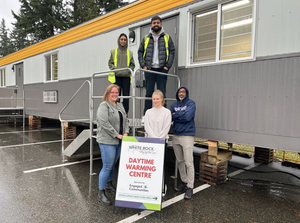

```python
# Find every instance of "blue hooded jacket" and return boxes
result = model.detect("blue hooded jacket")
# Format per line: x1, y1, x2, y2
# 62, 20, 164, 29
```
170, 86, 196, 136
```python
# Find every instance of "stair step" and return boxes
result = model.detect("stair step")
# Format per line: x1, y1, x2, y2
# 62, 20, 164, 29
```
63, 129, 90, 157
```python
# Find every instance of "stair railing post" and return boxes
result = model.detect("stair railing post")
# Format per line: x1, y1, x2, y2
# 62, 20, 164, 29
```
61, 121, 66, 162
89, 80, 95, 175
132, 69, 136, 136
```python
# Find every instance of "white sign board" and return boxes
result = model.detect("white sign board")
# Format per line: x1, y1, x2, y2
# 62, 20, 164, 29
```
115, 136, 165, 211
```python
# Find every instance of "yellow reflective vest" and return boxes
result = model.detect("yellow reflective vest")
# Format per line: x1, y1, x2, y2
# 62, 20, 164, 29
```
108, 48, 133, 83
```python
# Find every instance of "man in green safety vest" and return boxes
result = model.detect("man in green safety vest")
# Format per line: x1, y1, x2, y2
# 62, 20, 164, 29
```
108, 33, 135, 114
138, 15, 175, 117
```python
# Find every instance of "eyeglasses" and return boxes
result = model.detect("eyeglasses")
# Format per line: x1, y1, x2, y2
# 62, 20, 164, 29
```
178, 90, 186, 93
110, 92, 119, 94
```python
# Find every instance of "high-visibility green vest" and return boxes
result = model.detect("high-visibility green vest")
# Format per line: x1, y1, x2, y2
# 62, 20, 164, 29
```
143, 34, 169, 64
108, 48, 133, 83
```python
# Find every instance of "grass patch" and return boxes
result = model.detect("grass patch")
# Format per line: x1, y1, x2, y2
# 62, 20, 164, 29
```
195, 138, 300, 164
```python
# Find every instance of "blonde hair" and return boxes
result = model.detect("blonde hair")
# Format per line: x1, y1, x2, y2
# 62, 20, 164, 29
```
152, 90, 165, 106
103, 84, 120, 101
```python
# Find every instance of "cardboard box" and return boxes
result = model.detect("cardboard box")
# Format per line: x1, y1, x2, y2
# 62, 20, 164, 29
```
202, 150, 232, 164
208, 141, 218, 156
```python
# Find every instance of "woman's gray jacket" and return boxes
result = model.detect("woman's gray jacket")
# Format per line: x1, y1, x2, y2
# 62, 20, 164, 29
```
96, 101, 129, 145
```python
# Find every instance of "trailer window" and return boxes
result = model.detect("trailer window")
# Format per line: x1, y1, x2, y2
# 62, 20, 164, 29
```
0, 68, 5, 87
194, 9, 218, 62
193, 0, 254, 63
46, 53, 58, 81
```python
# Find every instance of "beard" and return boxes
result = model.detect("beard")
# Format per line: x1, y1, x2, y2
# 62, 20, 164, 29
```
179, 97, 185, 101
151, 26, 162, 32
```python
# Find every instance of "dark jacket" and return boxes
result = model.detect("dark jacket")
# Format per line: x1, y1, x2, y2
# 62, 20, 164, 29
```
170, 87, 196, 136
138, 29, 175, 70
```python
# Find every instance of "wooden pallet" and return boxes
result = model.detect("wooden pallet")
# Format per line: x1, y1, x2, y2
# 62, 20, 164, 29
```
64, 126, 76, 139
199, 155, 228, 186
254, 147, 274, 163
29, 117, 41, 129
0, 119, 8, 124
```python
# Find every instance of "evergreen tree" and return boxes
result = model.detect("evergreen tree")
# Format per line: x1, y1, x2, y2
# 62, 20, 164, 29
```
69, 0, 128, 28
71, 0, 100, 27
7, 0, 129, 50
0, 19, 14, 57
12, 0, 69, 43
10, 23, 32, 52
97, 0, 127, 14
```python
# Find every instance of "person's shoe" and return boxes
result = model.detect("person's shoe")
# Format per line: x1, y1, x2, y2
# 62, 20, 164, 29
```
97, 190, 112, 205
184, 187, 193, 200
175, 182, 188, 192
141, 116, 145, 126
105, 181, 116, 193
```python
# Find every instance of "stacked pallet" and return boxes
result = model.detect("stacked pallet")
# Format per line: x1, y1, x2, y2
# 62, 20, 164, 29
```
254, 147, 274, 163
64, 126, 76, 139
29, 116, 41, 129
199, 141, 232, 186
199, 152, 228, 186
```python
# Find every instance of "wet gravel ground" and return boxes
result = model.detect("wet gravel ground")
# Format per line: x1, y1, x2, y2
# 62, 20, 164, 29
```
1, 124, 300, 223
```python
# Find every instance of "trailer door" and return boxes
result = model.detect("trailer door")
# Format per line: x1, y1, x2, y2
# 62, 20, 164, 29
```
15, 63, 24, 107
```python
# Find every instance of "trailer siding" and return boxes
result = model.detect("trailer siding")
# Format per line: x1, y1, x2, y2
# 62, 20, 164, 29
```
179, 54, 300, 151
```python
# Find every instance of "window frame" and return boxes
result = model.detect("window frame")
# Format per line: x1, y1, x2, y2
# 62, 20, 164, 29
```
190, 0, 256, 66
0, 68, 6, 87
45, 52, 59, 82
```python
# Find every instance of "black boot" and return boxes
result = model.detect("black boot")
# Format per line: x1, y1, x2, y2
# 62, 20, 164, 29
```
105, 181, 116, 193
97, 190, 112, 205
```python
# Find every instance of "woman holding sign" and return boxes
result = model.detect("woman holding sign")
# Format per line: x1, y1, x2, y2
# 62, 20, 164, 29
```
96, 84, 129, 205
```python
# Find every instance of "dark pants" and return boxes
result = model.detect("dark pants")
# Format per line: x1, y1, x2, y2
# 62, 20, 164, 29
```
144, 68, 168, 114
115, 76, 130, 114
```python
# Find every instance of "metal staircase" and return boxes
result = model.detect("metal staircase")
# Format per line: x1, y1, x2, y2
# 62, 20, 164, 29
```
59, 68, 180, 175
62, 129, 97, 157
0, 87, 25, 127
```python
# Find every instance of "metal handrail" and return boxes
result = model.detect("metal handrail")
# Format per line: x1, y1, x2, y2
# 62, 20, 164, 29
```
58, 80, 94, 174
59, 68, 133, 175
131, 68, 181, 135
132, 69, 180, 179
59, 80, 91, 122
0, 97, 23, 100
0, 87, 25, 128
58, 68, 180, 176
91, 67, 133, 99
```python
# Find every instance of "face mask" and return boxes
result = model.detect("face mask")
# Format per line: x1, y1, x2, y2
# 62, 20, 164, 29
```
151, 26, 162, 32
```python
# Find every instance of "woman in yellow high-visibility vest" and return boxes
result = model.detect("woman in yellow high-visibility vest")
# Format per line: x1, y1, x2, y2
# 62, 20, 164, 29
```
108, 33, 135, 114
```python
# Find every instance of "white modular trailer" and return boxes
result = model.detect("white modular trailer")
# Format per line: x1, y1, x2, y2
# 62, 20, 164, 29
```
0, 0, 300, 152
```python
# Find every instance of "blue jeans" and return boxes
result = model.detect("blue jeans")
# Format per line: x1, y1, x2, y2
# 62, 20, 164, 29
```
144, 68, 168, 114
98, 142, 121, 190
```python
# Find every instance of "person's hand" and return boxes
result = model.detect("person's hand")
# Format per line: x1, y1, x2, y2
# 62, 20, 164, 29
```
143, 66, 147, 70
116, 134, 123, 140
163, 66, 168, 70
123, 133, 128, 137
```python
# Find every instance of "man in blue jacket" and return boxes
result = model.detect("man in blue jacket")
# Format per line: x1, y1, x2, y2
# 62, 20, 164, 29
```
170, 86, 196, 199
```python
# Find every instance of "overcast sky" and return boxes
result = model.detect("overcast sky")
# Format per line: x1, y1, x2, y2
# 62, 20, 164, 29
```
0, 0, 20, 31
0, 0, 137, 32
